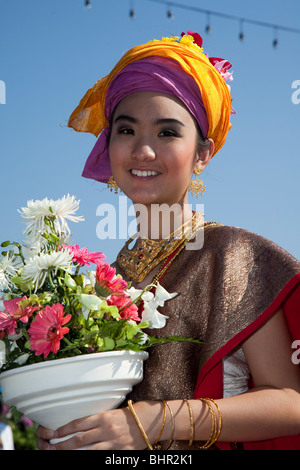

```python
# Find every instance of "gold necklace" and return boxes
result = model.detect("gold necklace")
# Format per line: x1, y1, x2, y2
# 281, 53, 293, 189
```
151, 221, 223, 285
117, 212, 205, 282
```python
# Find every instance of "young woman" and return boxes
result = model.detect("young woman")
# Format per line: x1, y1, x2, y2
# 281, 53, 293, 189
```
37, 32, 300, 450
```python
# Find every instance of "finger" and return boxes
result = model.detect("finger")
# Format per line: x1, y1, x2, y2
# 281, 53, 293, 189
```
36, 425, 58, 441
55, 413, 103, 439
36, 437, 56, 451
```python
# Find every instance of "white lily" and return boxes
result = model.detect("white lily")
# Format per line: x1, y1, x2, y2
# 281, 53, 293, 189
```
126, 286, 144, 301
153, 283, 178, 306
141, 300, 169, 329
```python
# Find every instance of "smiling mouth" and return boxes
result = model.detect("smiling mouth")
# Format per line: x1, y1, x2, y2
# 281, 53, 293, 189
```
130, 169, 160, 177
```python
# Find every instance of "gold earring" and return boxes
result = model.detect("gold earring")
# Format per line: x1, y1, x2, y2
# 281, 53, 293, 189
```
188, 168, 206, 199
107, 176, 120, 194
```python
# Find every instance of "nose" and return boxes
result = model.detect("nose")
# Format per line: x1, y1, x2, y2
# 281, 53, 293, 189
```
132, 139, 156, 161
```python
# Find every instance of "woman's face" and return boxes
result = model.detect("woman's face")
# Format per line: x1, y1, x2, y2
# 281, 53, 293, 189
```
109, 91, 212, 207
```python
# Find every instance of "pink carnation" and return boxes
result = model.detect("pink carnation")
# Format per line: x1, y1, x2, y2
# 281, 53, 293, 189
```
28, 303, 71, 358
62, 244, 105, 267
107, 295, 140, 322
0, 297, 40, 335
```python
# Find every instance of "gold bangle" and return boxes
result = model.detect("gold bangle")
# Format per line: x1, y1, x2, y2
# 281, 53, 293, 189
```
184, 399, 194, 446
197, 398, 222, 449
198, 398, 216, 449
207, 398, 222, 444
153, 401, 167, 446
127, 400, 153, 450
164, 401, 175, 450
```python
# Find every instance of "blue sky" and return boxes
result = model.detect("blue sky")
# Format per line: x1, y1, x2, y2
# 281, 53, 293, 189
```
1, 0, 300, 263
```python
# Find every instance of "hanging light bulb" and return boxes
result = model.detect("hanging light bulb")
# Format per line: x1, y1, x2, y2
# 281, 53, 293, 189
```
129, 0, 135, 19
239, 20, 245, 41
205, 13, 211, 34
167, 9, 174, 20
273, 27, 278, 48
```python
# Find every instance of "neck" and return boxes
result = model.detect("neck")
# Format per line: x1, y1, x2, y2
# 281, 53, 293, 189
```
133, 202, 194, 240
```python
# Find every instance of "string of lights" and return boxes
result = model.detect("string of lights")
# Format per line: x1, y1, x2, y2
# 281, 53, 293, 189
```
146, 0, 300, 47
84, 0, 300, 48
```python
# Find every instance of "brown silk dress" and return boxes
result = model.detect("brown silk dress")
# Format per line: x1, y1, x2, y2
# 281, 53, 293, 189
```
122, 225, 300, 450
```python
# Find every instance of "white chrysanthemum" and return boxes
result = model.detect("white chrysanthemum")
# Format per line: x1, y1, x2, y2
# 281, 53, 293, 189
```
21, 250, 73, 290
0, 253, 18, 291
18, 194, 84, 243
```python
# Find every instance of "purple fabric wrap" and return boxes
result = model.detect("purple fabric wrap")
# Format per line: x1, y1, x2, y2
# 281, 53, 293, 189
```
82, 56, 208, 183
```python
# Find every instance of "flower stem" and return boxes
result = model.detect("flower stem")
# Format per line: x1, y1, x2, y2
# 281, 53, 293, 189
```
62, 336, 81, 355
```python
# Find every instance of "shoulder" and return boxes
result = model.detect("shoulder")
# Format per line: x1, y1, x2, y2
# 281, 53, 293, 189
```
204, 224, 291, 254
198, 224, 300, 270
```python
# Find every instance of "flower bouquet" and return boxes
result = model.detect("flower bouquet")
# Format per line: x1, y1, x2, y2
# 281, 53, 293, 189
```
0, 195, 191, 433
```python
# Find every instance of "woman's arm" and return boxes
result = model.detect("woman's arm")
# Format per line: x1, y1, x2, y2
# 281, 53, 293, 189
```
36, 309, 300, 450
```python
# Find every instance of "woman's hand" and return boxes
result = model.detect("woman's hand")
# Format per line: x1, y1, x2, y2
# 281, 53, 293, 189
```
36, 401, 164, 450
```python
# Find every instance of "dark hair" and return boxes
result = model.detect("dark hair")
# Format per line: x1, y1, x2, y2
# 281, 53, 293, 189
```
196, 122, 211, 152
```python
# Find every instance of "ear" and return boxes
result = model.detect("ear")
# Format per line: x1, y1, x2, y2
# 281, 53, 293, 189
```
194, 139, 215, 173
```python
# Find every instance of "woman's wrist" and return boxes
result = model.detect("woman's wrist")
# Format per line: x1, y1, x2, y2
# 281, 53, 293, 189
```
128, 399, 192, 447
128, 398, 222, 448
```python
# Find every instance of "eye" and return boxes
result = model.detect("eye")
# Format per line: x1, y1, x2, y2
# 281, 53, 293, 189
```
158, 129, 178, 137
117, 127, 135, 135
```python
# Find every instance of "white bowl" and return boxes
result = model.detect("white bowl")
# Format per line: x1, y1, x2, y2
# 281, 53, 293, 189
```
0, 350, 148, 430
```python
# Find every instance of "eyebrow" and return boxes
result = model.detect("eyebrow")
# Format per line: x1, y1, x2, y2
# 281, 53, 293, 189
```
113, 114, 185, 127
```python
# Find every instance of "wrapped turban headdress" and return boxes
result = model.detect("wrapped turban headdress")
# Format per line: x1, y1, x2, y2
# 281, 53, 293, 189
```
68, 32, 234, 183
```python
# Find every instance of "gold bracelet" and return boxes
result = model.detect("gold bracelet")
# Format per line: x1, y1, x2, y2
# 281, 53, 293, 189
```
153, 401, 167, 446
207, 398, 222, 444
164, 401, 175, 450
127, 400, 153, 450
198, 398, 216, 449
184, 399, 194, 446
197, 398, 222, 449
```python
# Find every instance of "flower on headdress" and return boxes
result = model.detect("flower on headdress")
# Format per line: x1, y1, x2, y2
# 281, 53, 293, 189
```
208, 57, 233, 82
208, 57, 236, 114
181, 31, 203, 48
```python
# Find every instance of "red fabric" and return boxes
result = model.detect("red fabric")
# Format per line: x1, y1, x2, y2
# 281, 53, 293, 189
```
194, 273, 300, 450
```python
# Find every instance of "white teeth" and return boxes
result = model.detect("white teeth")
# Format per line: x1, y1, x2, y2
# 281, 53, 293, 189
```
131, 169, 159, 177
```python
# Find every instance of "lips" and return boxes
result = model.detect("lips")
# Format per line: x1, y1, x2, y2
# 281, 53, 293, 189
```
130, 169, 160, 177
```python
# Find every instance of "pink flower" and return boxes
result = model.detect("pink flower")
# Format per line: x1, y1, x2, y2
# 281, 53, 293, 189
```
0, 297, 40, 335
181, 30, 203, 48
208, 57, 236, 114
28, 303, 71, 358
208, 57, 233, 82
95, 262, 127, 297
107, 295, 140, 322
62, 244, 105, 267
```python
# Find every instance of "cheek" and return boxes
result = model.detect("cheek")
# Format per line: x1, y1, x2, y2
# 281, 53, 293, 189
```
167, 143, 197, 176
108, 141, 126, 171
